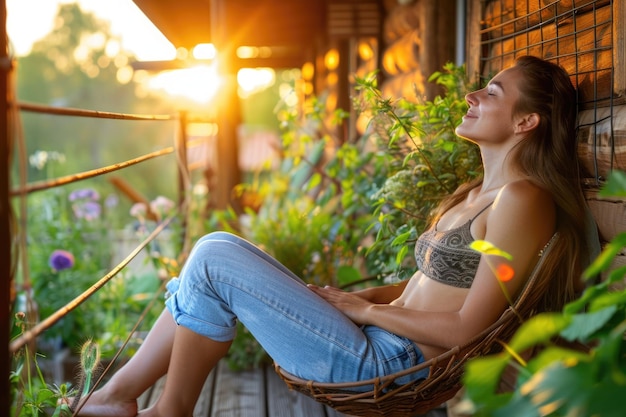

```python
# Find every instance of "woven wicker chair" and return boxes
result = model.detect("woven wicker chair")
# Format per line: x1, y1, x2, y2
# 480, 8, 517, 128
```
275, 233, 559, 417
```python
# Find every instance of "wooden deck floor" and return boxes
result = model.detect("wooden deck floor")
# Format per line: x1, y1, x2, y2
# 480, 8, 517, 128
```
137, 361, 449, 417
138, 361, 350, 417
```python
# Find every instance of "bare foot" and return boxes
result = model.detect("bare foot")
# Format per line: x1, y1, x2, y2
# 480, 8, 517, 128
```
67, 389, 138, 417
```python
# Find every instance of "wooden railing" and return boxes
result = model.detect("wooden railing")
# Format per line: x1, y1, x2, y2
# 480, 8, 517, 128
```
5, 76, 218, 417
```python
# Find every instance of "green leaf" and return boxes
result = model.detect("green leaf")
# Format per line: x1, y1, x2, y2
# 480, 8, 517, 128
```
516, 361, 594, 416
525, 346, 590, 375
560, 305, 617, 341
588, 291, 626, 312
599, 170, 626, 198
584, 233, 626, 279
464, 354, 511, 400
395, 245, 408, 265
52, 403, 73, 417
606, 265, 626, 286
491, 394, 541, 417
504, 346, 626, 417
508, 313, 571, 352
290, 140, 326, 187
564, 285, 606, 314
391, 230, 412, 246
470, 240, 513, 260
35, 387, 57, 404
307, 172, 322, 190
586, 383, 626, 417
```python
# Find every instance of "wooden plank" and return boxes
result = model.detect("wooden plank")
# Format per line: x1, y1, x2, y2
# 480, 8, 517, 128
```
211, 361, 266, 417
265, 365, 338, 417
465, 0, 484, 82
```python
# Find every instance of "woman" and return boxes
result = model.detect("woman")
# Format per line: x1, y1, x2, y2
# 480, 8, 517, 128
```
75, 55, 592, 417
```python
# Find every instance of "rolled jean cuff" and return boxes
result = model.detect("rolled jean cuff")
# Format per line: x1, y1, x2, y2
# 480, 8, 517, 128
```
165, 277, 237, 342
164, 276, 180, 298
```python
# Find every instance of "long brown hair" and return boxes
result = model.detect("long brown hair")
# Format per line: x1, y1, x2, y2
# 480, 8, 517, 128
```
434, 56, 589, 312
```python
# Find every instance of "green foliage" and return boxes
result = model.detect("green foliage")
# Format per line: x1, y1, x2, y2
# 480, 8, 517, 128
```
247, 63, 481, 282
22, 187, 112, 350
357, 65, 482, 278
11, 313, 75, 417
14, 186, 165, 356
462, 171, 626, 417
11, 188, 174, 415
212, 63, 480, 369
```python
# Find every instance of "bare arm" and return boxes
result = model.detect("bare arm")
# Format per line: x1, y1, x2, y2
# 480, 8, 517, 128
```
349, 280, 409, 304
311, 181, 556, 350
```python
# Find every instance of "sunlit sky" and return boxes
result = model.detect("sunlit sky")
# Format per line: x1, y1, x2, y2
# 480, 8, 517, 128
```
6, 0, 176, 60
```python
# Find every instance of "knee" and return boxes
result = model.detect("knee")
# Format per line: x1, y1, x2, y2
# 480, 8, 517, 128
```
193, 232, 246, 260
197, 231, 239, 245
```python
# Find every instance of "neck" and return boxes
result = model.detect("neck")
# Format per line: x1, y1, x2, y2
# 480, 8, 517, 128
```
479, 146, 525, 193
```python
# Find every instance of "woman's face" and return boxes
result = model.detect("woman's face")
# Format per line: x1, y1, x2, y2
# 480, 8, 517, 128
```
455, 66, 525, 145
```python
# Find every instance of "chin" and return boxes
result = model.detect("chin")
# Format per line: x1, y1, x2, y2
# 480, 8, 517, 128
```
455, 126, 469, 139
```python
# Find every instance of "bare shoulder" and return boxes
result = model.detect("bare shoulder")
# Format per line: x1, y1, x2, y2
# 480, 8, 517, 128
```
495, 179, 554, 216
489, 179, 556, 246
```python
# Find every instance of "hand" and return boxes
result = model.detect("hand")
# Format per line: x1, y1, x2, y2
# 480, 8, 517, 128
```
308, 284, 373, 325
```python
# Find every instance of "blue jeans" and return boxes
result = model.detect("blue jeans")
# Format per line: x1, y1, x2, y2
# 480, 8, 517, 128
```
165, 232, 427, 386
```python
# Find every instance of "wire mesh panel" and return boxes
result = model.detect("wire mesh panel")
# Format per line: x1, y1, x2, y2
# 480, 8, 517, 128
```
478, 0, 625, 181
480, 0, 616, 106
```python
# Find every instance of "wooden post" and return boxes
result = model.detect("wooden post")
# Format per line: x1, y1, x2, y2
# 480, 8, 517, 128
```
419, 0, 457, 100
466, 0, 484, 84
1, 0, 12, 413
209, 0, 242, 213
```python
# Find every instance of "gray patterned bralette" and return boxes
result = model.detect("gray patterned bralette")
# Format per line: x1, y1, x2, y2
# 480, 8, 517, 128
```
414, 203, 493, 289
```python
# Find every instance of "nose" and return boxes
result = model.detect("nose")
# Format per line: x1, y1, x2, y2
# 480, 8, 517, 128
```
465, 90, 479, 106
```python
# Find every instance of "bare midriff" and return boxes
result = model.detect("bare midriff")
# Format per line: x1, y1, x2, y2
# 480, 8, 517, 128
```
390, 270, 470, 360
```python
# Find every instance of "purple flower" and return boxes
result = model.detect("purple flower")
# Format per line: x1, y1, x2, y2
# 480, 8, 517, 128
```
49, 250, 75, 271
73, 201, 102, 221
104, 193, 119, 208
69, 188, 100, 202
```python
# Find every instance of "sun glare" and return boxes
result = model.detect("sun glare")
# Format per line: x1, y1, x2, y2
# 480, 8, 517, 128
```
193, 43, 217, 60
146, 64, 221, 104
237, 68, 276, 98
